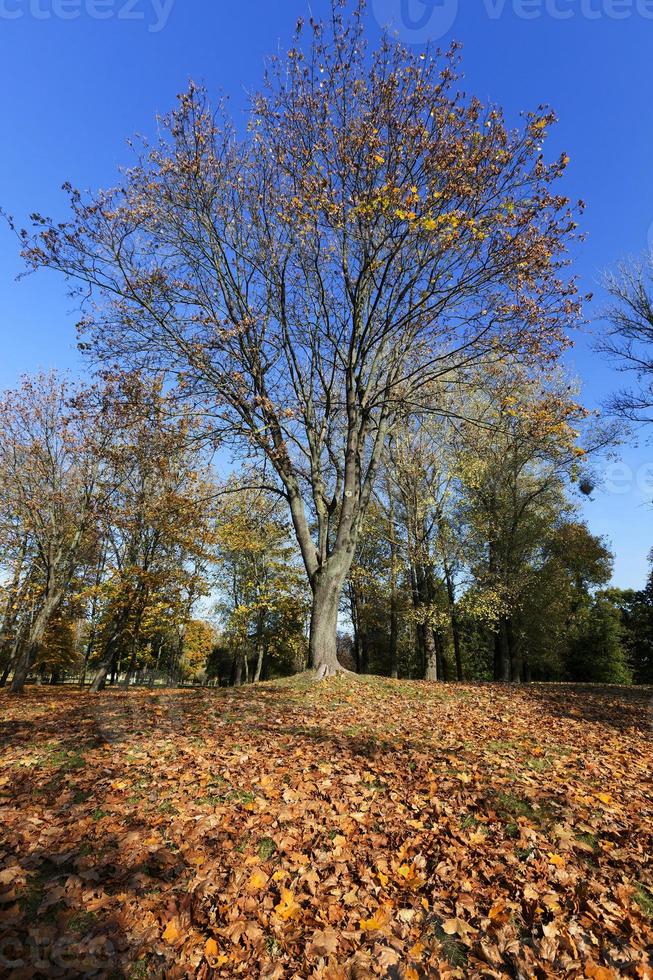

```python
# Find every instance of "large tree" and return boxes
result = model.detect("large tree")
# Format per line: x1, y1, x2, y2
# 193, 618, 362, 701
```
18, 2, 581, 675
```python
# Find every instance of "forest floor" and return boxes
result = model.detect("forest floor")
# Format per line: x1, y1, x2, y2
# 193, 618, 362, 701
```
0, 679, 652, 979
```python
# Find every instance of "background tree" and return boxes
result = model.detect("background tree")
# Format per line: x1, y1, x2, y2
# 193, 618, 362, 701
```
0, 373, 114, 694
567, 593, 632, 684
601, 254, 653, 422
85, 380, 216, 691
455, 365, 601, 681
215, 481, 308, 684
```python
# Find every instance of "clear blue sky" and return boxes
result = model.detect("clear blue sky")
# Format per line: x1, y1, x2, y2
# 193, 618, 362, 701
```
0, 0, 651, 587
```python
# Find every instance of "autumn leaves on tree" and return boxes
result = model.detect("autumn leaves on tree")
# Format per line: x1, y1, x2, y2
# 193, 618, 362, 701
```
18, 1, 583, 677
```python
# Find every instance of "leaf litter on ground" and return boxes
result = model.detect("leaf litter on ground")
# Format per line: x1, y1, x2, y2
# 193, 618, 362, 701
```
0, 678, 651, 978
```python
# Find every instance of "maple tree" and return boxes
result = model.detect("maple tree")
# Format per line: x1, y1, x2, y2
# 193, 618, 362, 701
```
18, 0, 582, 677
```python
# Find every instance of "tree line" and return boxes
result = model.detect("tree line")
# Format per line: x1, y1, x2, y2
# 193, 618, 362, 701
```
0, 361, 649, 691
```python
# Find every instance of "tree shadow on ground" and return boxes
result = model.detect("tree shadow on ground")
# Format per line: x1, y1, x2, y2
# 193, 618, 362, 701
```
516, 683, 653, 735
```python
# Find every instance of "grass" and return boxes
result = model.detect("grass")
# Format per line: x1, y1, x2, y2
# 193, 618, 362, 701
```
634, 883, 653, 920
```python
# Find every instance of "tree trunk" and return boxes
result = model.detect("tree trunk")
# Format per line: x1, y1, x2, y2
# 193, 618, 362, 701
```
90, 648, 115, 692
424, 625, 438, 681
0, 632, 22, 688
508, 620, 522, 683
388, 494, 399, 679
253, 612, 265, 683
253, 643, 264, 683
494, 619, 511, 682
443, 564, 463, 681
10, 590, 62, 694
389, 592, 399, 679
309, 569, 345, 678
435, 629, 449, 681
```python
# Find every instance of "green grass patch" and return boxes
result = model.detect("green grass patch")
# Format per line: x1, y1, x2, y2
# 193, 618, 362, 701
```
258, 837, 277, 861
634, 883, 653, 919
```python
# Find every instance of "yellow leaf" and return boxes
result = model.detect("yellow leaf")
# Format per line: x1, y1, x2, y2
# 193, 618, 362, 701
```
548, 853, 566, 867
489, 900, 508, 921
248, 868, 269, 892
204, 938, 219, 958
408, 941, 424, 960
359, 906, 391, 931
162, 920, 180, 944
274, 888, 301, 920
596, 793, 613, 806
442, 918, 460, 935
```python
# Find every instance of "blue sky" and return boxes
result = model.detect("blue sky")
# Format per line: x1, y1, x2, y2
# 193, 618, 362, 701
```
0, 0, 651, 587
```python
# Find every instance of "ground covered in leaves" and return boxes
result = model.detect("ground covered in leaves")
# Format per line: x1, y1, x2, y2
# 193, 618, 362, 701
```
0, 679, 652, 979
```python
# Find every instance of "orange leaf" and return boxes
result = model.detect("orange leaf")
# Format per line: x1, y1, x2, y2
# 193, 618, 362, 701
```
162, 920, 180, 944
274, 888, 301, 920
247, 868, 269, 891
585, 960, 616, 979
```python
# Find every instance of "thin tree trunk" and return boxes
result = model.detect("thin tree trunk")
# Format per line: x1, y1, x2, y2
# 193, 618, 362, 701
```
388, 493, 399, 679
435, 629, 449, 681
443, 563, 463, 681
494, 619, 511, 682
253, 612, 265, 683
424, 625, 438, 681
253, 643, 264, 683
508, 619, 522, 683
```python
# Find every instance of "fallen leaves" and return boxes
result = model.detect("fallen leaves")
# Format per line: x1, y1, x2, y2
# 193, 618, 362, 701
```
0, 679, 651, 978
162, 919, 181, 944
247, 867, 269, 892
274, 888, 301, 921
